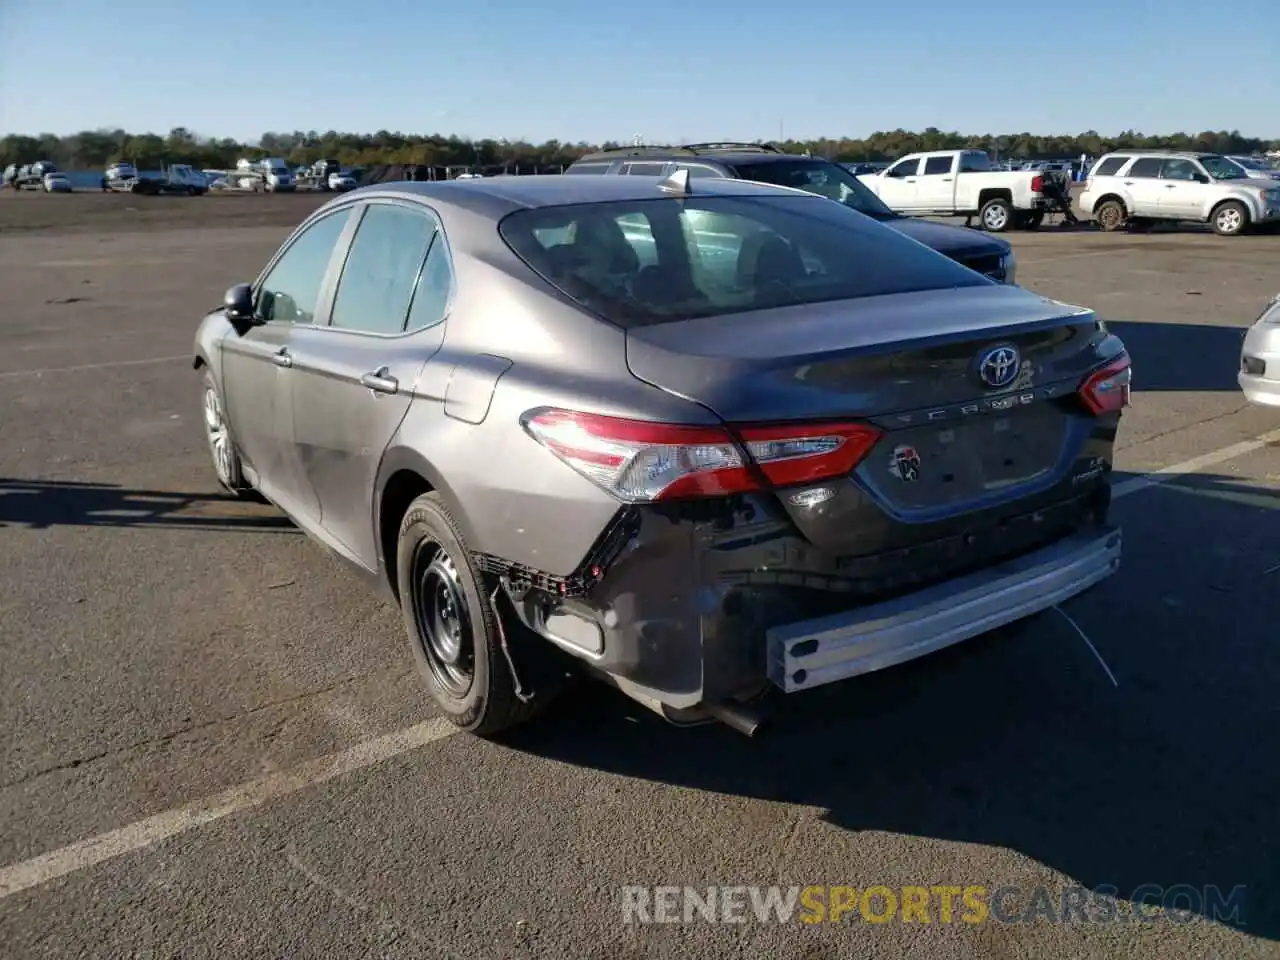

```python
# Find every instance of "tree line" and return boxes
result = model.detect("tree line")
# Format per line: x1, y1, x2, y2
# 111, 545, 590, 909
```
3, 126, 1277, 172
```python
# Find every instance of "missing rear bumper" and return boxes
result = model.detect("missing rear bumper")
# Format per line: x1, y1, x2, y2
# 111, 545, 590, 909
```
767, 526, 1122, 693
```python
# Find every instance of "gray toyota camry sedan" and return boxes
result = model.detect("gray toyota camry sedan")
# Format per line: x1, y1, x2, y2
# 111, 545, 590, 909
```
193, 171, 1131, 736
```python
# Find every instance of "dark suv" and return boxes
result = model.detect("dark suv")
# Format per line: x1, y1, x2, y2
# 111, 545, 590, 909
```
566, 143, 1018, 283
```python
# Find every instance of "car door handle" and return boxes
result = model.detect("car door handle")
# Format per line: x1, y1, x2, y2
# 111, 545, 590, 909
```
941, 177, 953, 182
1123, 181, 1135, 186
1164, 184, 1177, 189
271, 347, 292, 368
905, 178, 917, 183
360, 366, 399, 394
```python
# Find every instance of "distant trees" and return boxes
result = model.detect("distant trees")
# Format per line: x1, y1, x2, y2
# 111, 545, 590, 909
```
2, 126, 1276, 171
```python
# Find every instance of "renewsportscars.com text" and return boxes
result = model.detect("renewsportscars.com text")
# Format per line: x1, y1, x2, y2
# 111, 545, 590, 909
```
621, 884, 1247, 926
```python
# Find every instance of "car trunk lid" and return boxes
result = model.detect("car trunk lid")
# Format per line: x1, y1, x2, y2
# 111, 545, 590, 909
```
625, 285, 1123, 538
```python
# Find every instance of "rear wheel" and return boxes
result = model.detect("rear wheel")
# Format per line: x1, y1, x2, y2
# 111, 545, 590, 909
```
979, 198, 1014, 232
1210, 201, 1248, 236
1094, 199, 1127, 232
396, 493, 543, 736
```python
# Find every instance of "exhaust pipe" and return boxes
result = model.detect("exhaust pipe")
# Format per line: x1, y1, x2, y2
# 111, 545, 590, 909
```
706, 700, 766, 737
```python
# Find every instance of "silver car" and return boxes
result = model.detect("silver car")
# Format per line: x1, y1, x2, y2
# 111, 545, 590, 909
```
1240, 294, 1280, 406
194, 173, 1131, 736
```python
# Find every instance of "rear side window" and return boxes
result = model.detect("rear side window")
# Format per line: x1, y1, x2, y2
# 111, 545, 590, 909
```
498, 195, 989, 328
565, 162, 611, 175
330, 204, 437, 334
1127, 158, 1162, 178
1092, 156, 1128, 176
621, 162, 669, 176
923, 156, 952, 175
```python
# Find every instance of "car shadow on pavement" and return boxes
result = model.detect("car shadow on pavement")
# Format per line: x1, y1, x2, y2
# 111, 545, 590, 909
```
500, 471, 1280, 940
0, 478, 296, 532
1106, 320, 1246, 393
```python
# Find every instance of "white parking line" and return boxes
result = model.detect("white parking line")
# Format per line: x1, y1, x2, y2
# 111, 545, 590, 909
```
2, 427, 1277, 900
0, 718, 458, 900
0, 355, 190, 380
1113, 428, 1280, 500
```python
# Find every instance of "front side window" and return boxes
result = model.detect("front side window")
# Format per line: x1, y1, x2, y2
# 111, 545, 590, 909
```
255, 209, 351, 324
1200, 155, 1249, 180
499, 195, 989, 328
885, 158, 919, 178
330, 203, 437, 335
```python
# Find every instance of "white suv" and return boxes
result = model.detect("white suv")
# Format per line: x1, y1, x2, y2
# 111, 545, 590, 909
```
1080, 151, 1280, 236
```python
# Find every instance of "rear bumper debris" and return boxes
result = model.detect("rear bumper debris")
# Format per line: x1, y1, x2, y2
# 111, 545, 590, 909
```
766, 526, 1121, 693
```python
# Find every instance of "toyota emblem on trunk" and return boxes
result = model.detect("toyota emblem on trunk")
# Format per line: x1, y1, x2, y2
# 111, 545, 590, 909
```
977, 344, 1021, 389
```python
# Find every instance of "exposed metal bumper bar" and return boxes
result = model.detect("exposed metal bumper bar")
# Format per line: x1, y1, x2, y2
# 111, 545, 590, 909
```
767, 527, 1122, 693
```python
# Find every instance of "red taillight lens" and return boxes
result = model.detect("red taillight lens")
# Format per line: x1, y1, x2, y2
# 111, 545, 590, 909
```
523, 409, 881, 502
1031, 174, 1044, 193
1078, 355, 1132, 415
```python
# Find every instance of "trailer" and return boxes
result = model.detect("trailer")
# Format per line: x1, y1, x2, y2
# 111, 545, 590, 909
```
221, 157, 296, 192
101, 161, 209, 195
3, 161, 59, 190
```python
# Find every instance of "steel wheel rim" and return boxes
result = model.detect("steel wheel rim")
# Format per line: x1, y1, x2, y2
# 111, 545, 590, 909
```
203, 387, 232, 485
1100, 205, 1120, 228
983, 205, 1008, 230
1217, 208, 1242, 233
411, 542, 474, 697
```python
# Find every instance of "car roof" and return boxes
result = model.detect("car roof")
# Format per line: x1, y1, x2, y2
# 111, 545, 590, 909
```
1099, 150, 1219, 159
328, 173, 819, 219
571, 146, 832, 168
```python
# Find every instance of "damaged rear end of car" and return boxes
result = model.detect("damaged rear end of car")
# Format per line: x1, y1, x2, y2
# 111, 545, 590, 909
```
493, 188, 1130, 732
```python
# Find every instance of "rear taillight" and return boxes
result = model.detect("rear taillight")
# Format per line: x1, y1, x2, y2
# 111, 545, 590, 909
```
1078, 355, 1132, 415
523, 409, 882, 502
1031, 174, 1044, 193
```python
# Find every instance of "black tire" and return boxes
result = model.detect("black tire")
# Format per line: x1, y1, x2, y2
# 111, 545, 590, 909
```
1210, 200, 1248, 237
396, 493, 542, 736
979, 197, 1014, 232
200, 370, 255, 497
1094, 199, 1126, 232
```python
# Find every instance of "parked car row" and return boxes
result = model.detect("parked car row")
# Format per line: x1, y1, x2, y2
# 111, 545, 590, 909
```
193, 170, 1131, 737
564, 143, 1019, 280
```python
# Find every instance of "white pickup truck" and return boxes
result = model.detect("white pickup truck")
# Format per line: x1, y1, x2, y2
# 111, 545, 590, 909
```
856, 150, 1052, 232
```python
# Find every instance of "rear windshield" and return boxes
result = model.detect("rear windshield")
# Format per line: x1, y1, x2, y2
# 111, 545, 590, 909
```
498, 195, 989, 328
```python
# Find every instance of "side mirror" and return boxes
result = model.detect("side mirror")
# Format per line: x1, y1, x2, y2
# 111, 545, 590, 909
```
223, 284, 256, 333
1194, 173, 1209, 184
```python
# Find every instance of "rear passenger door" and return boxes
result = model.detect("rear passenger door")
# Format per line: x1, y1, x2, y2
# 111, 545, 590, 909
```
1120, 157, 1165, 216
288, 200, 453, 567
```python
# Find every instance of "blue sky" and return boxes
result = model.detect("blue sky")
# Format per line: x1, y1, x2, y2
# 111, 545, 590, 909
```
2, 0, 1277, 144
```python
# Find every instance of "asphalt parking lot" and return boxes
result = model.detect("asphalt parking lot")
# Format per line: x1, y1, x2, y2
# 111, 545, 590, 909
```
1, 191, 1278, 959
